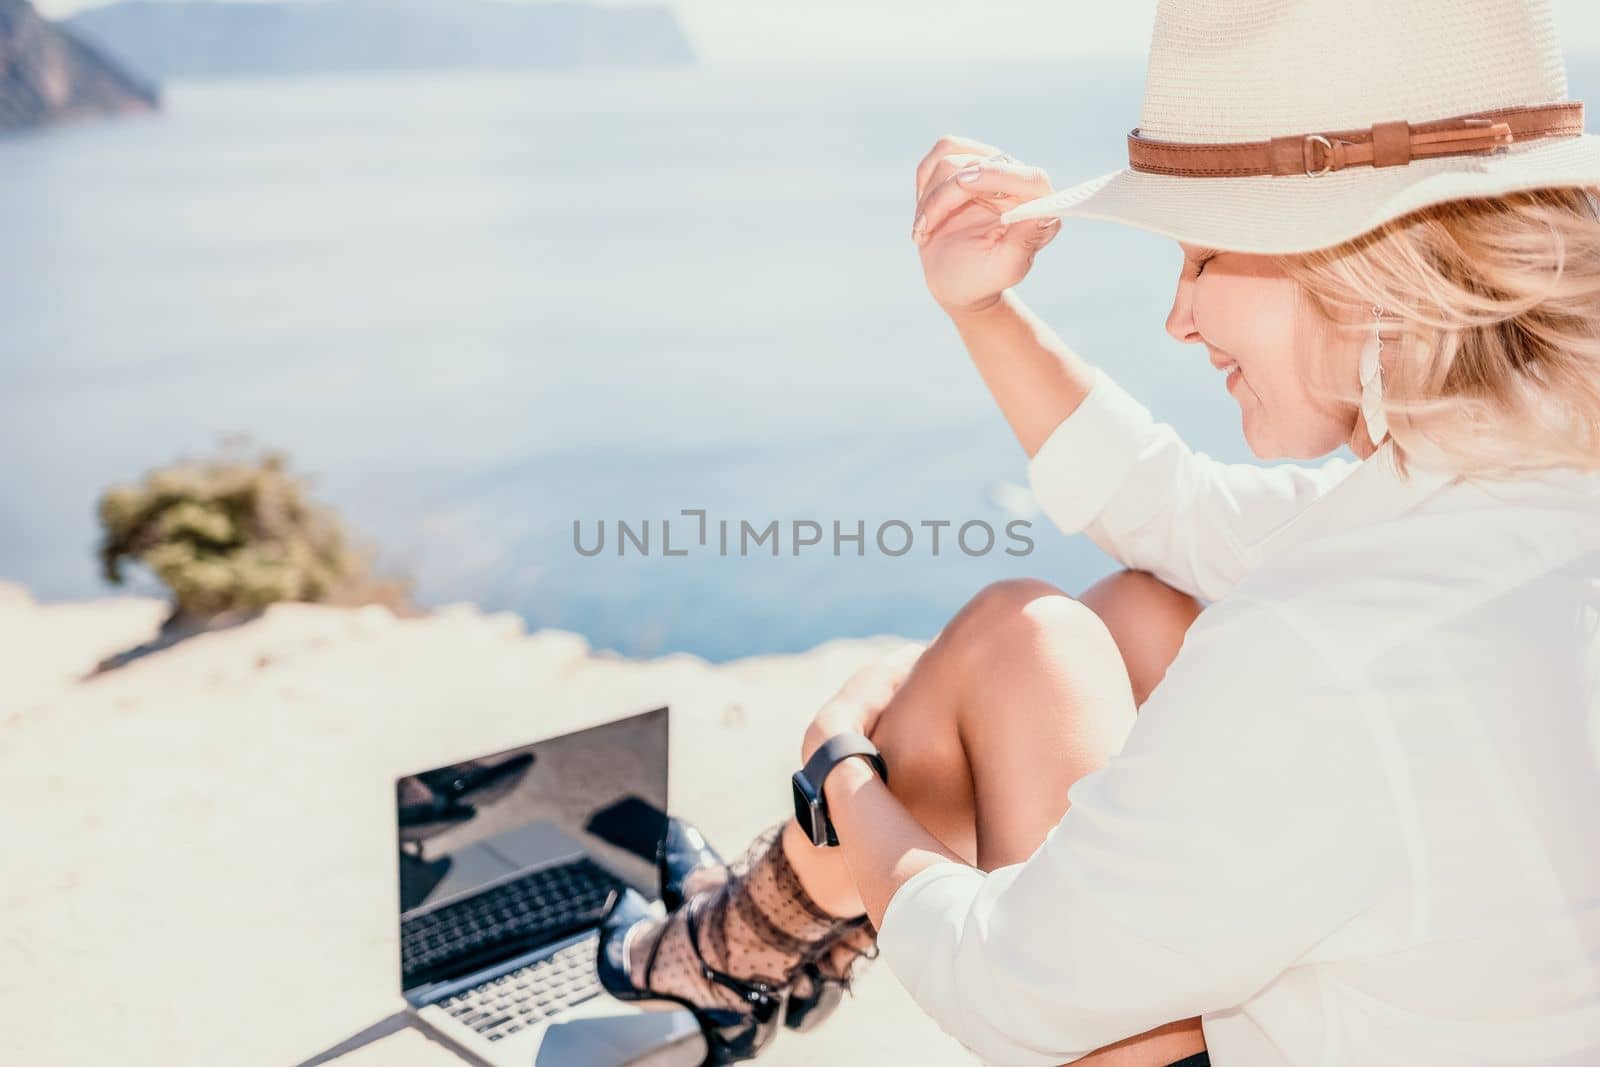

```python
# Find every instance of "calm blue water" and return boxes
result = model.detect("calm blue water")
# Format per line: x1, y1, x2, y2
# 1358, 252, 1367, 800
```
14, 59, 1589, 660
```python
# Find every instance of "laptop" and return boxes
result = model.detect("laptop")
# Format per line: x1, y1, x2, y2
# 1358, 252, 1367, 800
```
395, 706, 703, 1066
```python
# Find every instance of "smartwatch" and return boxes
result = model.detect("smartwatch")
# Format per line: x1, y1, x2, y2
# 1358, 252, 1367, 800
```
791, 732, 889, 847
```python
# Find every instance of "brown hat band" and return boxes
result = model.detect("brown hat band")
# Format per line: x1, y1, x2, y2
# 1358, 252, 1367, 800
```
1127, 100, 1585, 178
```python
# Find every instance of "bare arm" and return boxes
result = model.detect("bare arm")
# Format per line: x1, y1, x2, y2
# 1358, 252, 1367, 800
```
911, 141, 1354, 605
946, 287, 1099, 460
907, 140, 1096, 459
823, 757, 958, 930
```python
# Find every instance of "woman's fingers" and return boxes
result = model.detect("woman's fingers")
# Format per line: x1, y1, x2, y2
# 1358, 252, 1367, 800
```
1014, 214, 1064, 251
914, 134, 1005, 203
913, 157, 1054, 246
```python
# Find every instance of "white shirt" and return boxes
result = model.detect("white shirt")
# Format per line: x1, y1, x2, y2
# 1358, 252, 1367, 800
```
876, 364, 1600, 1066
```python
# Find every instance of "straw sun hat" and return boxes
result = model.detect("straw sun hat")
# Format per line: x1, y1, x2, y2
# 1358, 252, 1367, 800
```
998, 0, 1600, 254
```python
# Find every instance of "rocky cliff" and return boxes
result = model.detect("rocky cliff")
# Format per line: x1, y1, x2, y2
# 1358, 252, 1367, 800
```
0, 0, 157, 133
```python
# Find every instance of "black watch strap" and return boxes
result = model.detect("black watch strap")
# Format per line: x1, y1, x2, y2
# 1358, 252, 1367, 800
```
802, 732, 888, 846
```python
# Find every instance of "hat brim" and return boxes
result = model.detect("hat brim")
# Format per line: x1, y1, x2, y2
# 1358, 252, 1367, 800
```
997, 133, 1600, 254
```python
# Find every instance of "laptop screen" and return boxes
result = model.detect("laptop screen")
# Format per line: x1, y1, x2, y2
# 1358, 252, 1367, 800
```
395, 706, 669, 993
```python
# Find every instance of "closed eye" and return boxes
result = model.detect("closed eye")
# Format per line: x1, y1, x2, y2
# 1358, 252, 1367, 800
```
1192, 249, 1218, 277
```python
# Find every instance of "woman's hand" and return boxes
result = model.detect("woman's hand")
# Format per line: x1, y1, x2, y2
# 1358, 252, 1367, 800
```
911, 136, 1062, 317
801, 643, 926, 766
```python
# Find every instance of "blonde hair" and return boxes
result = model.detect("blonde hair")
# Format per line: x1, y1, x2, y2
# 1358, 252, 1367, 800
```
1275, 186, 1600, 480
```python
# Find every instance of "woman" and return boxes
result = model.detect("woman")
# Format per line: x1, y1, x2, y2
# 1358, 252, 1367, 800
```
597, 1, 1600, 1064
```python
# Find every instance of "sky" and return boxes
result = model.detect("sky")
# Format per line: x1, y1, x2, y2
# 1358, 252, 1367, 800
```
31, 0, 1600, 62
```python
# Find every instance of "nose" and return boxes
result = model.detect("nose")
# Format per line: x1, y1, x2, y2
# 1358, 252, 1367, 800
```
1166, 270, 1203, 345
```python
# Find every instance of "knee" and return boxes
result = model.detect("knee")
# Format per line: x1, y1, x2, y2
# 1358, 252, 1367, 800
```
958, 577, 1078, 627
1080, 568, 1204, 618
1077, 569, 1205, 706
874, 577, 1107, 800
944, 577, 1112, 671
1077, 568, 1204, 647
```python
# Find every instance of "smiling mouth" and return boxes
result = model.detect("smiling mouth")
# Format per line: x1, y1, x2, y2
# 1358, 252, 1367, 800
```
1218, 356, 1243, 392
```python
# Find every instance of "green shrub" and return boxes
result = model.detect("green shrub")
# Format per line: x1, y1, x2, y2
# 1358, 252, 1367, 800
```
97, 448, 412, 622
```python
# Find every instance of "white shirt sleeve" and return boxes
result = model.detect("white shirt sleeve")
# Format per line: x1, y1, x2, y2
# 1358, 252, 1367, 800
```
1026, 366, 1358, 603
874, 600, 1411, 1066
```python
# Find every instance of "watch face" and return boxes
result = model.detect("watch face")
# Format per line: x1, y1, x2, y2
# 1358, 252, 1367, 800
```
791, 771, 824, 846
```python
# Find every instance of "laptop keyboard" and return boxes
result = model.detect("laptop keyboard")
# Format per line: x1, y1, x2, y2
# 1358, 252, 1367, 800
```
435, 932, 604, 1042
402, 857, 624, 986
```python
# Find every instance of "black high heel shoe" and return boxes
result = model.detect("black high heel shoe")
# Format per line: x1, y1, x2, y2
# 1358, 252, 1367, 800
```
595, 887, 787, 1065
782, 916, 877, 1032
654, 817, 871, 1035
659, 816, 725, 912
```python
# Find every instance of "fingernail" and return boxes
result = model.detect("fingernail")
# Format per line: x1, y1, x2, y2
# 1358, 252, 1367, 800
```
956, 165, 982, 182
912, 213, 926, 238
1038, 216, 1061, 227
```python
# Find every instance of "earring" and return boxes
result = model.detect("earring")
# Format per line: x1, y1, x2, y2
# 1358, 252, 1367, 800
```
1358, 304, 1389, 448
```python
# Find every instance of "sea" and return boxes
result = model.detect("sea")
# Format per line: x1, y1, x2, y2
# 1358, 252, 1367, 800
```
9, 59, 1592, 660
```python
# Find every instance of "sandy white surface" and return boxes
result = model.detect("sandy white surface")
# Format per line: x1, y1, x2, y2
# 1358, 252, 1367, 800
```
0, 583, 974, 1067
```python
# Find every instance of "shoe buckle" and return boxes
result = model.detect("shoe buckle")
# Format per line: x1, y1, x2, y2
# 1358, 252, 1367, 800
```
700, 960, 778, 1007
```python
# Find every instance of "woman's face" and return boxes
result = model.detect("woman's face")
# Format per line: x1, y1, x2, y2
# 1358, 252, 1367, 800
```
1168, 241, 1365, 460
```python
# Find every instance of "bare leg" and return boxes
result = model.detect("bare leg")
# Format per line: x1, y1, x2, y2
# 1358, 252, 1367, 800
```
786, 570, 1207, 1066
